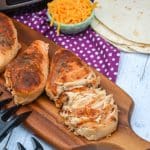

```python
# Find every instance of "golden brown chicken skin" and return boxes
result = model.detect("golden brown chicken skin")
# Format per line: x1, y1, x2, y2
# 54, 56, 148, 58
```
0, 13, 14, 50
0, 13, 21, 73
4, 40, 49, 105
46, 48, 118, 140
46, 48, 100, 107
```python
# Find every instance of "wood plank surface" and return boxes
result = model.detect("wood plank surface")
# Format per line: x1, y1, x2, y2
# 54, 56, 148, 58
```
0, 21, 150, 150
117, 53, 150, 142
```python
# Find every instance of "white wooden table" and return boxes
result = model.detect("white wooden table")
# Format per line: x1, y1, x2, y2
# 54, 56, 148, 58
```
0, 52, 150, 149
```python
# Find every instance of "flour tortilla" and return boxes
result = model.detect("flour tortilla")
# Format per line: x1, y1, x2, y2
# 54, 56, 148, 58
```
95, 0, 150, 44
129, 45, 150, 53
91, 18, 148, 47
108, 41, 136, 53
108, 40, 150, 54
91, 17, 150, 53
105, 39, 135, 53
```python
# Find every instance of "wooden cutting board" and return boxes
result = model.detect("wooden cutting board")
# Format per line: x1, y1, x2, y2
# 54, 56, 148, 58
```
1, 20, 150, 150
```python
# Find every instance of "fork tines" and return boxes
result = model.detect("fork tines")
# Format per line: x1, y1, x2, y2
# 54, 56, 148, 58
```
0, 88, 32, 143
17, 137, 44, 150
32, 137, 44, 150
0, 95, 31, 142
0, 110, 31, 142
1, 105, 21, 121
17, 142, 26, 150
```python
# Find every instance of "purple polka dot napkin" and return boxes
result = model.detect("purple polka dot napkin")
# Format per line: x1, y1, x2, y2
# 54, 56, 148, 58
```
11, 7, 120, 82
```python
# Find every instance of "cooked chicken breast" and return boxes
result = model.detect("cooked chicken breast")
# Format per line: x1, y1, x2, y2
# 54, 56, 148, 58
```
45, 48, 100, 107
60, 88, 118, 140
0, 13, 21, 73
46, 48, 118, 140
4, 40, 49, 105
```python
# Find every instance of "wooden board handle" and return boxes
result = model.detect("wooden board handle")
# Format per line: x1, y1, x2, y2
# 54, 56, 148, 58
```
73, 125, 150, 150
115, 125, 150, 150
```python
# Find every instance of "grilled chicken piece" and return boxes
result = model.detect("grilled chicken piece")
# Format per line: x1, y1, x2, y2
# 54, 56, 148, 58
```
46, 48, 118, 140
60, 88, 118, 140
0, 13, 21, 73
45, 48, 100, 107
0, 11, 118, 142
4, 40, 49, 105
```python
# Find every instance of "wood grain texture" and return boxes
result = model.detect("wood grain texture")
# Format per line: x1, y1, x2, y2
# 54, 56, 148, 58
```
0, 20, 150, 150
116, 53, 150, 142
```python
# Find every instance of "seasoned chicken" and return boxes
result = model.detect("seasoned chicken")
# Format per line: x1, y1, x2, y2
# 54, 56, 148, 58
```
0, 13, 21, 73
4, 40, 49, 105
45, 48, 100, 107
60, 88, 118, 140
46, 48, 118, 140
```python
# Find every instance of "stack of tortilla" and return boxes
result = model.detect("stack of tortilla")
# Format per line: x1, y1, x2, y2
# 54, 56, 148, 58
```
91, 0, 150, 53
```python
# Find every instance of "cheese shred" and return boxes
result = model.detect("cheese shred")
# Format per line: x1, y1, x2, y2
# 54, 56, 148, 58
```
47, 0, 97, 35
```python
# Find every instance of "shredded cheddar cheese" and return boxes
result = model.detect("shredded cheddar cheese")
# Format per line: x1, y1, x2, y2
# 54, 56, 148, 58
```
47, 0, 97, 35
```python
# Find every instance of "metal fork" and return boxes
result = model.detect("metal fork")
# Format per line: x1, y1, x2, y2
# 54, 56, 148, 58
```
17, 137, 44, 150
0, 91, 32, 142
